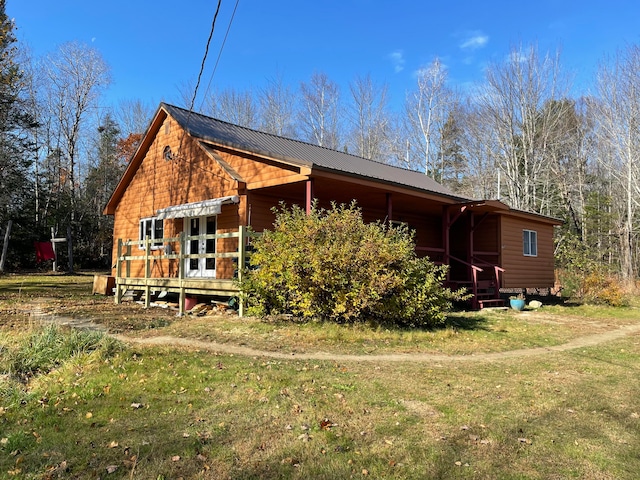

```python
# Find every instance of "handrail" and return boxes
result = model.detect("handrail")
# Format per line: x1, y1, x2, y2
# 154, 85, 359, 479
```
447, 254, 483, 272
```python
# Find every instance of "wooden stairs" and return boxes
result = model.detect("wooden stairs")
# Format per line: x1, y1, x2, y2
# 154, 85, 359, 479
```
474, 280, 504, 309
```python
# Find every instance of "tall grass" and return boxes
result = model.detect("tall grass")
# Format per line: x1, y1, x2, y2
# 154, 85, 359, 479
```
1, 324, 124, 383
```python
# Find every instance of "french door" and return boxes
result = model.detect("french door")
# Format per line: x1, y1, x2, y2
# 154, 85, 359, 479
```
185, 216, 216, 278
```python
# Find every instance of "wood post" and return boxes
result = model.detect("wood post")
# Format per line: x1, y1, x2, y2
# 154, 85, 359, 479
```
66, 225, 74, 273
115, 239, 123, 305
238, 225, 246, 317
178, 231, 186, 315
144, 235, 151, 308
0, 220, 12, 273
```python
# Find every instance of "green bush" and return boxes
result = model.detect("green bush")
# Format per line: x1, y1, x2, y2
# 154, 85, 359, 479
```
240, 202, 467, 327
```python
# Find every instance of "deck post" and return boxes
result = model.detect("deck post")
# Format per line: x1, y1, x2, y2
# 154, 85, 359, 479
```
115, 239, 123, 305
178, 231, 186, 315
144, 235, 151, 308
125, 241, 131, 279
238, 226, 246, 317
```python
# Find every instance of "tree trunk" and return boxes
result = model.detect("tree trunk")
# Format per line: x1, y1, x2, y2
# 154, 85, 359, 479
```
0, 220, 13, 273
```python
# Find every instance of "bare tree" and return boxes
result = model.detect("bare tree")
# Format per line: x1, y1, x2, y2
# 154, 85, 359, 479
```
116, 99, 154, 137
592, 45, 640, 281
43, 41, 111, 221
347, 74, 393, 160
205, 87, 260, 129
259, 73, 295, 137
403, 57, 452, 175
298, 72, 342, 149
477, 44, 570, 212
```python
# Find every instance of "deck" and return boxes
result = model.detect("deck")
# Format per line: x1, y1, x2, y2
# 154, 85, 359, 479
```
114, 227, 249, 315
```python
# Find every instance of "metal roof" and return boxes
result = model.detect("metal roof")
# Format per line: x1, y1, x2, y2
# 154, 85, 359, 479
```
162, 103, 470, 201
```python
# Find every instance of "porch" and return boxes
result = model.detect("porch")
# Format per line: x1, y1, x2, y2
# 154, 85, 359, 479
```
114, 227, 251, 315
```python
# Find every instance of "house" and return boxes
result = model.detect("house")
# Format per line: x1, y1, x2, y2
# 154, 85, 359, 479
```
104, 103, 561, 314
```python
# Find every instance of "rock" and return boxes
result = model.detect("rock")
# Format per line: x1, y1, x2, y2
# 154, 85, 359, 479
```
528, 300, 543, 309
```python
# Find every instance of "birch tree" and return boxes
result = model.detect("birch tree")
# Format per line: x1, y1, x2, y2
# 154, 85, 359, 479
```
477, 44, 570, 213
592, 45, 640, 281
403, 57, 451, 175
348, 74, 393, 160
298, 72, 341, 149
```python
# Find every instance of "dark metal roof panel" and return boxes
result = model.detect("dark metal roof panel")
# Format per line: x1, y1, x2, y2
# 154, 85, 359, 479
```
163, 103, 471, 200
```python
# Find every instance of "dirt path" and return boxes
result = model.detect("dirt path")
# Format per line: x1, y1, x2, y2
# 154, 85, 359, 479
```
29, 304, 640, 363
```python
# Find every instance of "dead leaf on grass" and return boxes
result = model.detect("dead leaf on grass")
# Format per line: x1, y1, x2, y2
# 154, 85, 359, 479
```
108, 441, 119, 448
106, 465, 118, 474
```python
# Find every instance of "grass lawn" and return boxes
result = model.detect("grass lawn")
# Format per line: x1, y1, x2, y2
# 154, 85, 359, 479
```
1, 273, 639, 479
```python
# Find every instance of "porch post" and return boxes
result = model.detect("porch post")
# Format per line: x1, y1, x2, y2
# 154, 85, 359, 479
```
442, 206, 450, 282
305, 179, 314, 215
386, 193, 393, 223
468, 213, 474, 282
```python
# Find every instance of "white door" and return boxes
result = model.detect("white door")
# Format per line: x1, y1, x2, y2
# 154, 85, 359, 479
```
185, 216, 217, 278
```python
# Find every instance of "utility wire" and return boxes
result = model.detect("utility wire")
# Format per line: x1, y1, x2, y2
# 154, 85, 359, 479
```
188, 0, 223, 114
200, 0, 240, 111
178, 0, 223, 159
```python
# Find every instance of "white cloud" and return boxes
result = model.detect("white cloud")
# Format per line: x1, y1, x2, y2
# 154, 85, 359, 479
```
388, 50, 405, 73
459, 31, 489, 51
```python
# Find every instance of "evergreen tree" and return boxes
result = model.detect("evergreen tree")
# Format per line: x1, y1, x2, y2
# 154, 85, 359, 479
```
0, 0, 36, 268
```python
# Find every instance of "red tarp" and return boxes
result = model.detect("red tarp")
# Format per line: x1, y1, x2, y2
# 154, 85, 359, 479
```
34, 241, 56, 262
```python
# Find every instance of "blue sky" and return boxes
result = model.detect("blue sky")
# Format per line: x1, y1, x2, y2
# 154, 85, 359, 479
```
7, 0, 640, 111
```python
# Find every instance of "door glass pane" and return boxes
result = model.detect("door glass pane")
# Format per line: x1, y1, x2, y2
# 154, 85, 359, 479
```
189, 218, 199, 270
205, 216, 216, 270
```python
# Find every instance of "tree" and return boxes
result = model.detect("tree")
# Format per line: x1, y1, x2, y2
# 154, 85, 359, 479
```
477, 44, 570, 213
347, 74, 393, 160
259, 73, 295, 137
0, 0, 36, 267
40, 41, 111, 271
403, 57, 452, 175
297, 72, 342, 149
81, 114, 124, 266
592, 45, 640, 281
205, 87, 260, 129
42, 41, 111, 223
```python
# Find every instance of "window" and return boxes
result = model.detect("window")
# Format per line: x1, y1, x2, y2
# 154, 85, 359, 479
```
139, 217, 164, 249
523, 229, 537, 257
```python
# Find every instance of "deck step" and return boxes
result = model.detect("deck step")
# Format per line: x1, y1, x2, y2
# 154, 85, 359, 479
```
478, 298, 504, 308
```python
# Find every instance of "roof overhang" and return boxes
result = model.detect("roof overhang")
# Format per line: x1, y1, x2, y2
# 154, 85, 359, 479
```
156, 195, 239, 220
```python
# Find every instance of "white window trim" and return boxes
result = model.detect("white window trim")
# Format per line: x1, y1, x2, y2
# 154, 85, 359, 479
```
523, 229, 538, 257
139, 217, 164, 250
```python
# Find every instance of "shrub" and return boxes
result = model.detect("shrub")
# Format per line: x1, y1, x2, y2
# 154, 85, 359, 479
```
240, 202, 467, 327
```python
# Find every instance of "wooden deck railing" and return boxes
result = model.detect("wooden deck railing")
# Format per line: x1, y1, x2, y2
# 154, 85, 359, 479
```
115, 226, 253, 315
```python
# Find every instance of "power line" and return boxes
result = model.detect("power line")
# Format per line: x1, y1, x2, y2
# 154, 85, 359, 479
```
187, 0, 223, 114
200, 0, 241, 110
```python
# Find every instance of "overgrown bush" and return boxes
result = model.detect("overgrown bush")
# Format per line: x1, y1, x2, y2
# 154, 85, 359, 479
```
240, 202, 467, 327
555, 233, 629, 306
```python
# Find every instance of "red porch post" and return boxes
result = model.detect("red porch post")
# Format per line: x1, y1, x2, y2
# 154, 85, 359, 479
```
386, 193, 393, 223
305, 179, 314, 215
442, 206, 450, 282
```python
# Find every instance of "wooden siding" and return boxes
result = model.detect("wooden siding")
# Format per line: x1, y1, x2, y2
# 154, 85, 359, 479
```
500, 216, 555, 288
111, 118, 241, 276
